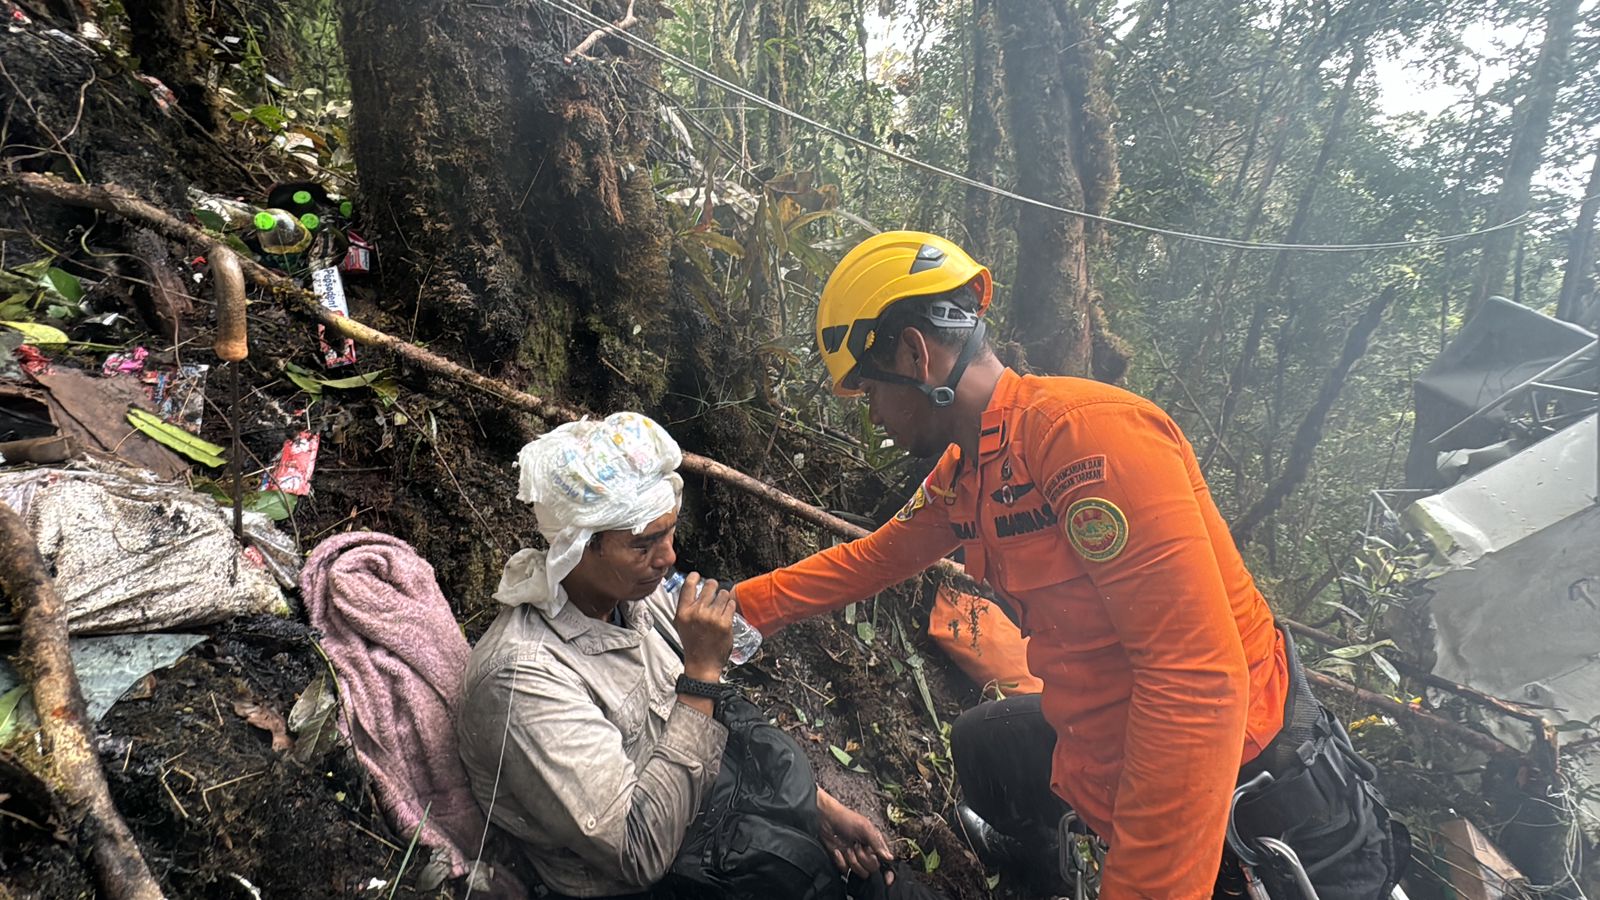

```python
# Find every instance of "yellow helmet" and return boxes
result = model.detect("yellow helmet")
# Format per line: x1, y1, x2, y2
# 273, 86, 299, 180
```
815, 231, 992, 397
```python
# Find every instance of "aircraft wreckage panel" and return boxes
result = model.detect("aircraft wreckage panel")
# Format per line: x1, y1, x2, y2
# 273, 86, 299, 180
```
1406, 415, 1597, 568
1424, 502, 1600, 746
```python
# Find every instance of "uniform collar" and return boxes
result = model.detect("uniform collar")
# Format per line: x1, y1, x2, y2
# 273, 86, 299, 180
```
976, 368, 1023, 459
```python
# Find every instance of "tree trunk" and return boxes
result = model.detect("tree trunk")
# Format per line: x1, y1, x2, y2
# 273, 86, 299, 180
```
962, 0, 1003, 262
757, 0, 792, 166
1231, 285, 1397, 544
1468, 0, 1582, 315
1556, 146, 1600, 323
995, 0, 1121, 379
126, 0, 224, 133
340, 0, 671, 405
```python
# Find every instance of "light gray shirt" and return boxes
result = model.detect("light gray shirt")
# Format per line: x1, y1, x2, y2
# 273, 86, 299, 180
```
457, 586, 727, 897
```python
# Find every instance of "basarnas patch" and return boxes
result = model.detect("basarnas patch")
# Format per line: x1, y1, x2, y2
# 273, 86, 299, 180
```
1065, 497, 1127, 562
895, 483, 930, 522
1045, 454, 1107, 505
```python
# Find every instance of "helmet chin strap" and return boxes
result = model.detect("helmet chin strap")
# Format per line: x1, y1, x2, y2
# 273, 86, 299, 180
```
856, 320, 987, 409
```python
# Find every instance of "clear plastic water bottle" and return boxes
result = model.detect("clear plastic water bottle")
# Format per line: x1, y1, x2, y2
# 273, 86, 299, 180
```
662, 569, 763, 666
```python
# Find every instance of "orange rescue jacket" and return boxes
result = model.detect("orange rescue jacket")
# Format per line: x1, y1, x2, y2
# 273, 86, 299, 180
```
737, 369, 1289, 899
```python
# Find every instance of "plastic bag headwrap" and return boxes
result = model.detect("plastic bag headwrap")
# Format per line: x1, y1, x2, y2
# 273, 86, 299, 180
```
500, 413, 683, 616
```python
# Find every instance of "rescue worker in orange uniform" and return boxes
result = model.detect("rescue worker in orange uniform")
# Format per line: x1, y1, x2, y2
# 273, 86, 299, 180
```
733, 233, 1404, 899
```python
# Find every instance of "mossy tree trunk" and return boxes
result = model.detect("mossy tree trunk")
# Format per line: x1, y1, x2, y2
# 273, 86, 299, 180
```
340, 0, 674, 410
995, 0, 1125, 381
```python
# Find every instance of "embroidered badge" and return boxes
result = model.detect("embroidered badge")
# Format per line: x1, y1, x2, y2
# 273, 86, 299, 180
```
925, 481, 958, 505
1065, 497, 1128, 562
1045, 455, 1108, 505
895, 483, 930, 522
989, 482, 1036, 507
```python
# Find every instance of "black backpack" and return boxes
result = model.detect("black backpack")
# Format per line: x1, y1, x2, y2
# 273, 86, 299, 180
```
659, 692, 846, 900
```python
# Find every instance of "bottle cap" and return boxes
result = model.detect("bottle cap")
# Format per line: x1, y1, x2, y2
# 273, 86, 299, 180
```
300, 213, 321, 231
253, 211, 276, 231
292, 190, 313, 205
339, 200, 354, 218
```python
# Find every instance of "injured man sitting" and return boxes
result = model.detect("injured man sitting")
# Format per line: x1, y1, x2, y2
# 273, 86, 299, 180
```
458, 412, 942, 900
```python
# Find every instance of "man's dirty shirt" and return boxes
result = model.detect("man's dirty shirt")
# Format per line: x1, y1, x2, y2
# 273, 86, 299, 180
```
458, 583, 725, 897
737, 368, 1290, 900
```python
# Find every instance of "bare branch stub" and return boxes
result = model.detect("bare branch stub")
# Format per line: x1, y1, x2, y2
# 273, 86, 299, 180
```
564, 0, 638, 64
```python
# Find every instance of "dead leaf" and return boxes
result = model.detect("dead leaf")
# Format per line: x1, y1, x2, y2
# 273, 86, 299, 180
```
233, 700, 293, 753
287, 672, 340, 764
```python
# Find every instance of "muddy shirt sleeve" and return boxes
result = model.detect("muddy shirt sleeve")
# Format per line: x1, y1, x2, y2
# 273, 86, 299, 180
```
480, 655, 727, 889
1038, 401, 1250, 900
735, 456, 962, 636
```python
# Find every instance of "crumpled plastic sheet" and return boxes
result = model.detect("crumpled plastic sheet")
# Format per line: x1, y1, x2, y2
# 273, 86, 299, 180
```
0, 633, 205, 722
0, 461, 294, 636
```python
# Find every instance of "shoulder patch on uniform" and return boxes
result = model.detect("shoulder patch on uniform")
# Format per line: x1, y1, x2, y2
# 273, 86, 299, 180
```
895, 483, 930, 522
1064, 497, 1127, 562
1045, 455, 1107, 505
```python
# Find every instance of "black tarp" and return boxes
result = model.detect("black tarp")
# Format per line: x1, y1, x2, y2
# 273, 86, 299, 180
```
1405, 297, 1596, 489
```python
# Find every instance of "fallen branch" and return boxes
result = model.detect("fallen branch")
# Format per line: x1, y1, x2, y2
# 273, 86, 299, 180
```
0, 175, 1540, 758
1306, 670, 1519, 759
564, 0, 638, 64
1283, 619, 1549, 726
0, 502, 166, 899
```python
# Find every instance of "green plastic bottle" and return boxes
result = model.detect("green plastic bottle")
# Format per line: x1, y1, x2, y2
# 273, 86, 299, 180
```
252, 209, 314, 255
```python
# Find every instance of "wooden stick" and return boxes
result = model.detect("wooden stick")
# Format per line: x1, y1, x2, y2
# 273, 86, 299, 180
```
1306, 670, 1520, 759
0, 502, 166, 899
1282, 619, 1549, 725
564, 0, 638, 64
0, 174, 1535, 760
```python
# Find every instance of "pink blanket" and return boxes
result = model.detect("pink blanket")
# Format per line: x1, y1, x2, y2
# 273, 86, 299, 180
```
300, 532, 484, 877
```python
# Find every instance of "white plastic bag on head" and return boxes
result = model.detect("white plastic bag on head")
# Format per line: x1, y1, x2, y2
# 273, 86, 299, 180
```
505, 413, 683, 614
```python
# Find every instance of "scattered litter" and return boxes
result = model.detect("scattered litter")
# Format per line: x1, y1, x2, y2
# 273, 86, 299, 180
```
141, 362, 209, 431
311, 266, 357, 368
132, 73, 177, 116
233, 698, 293, 753
127, 408, 225, 467
341, 230, 375, 275
1436, 818, 1526, 900
228, 874, 264, 900
31, 368, 186, 480
101, 350, 208, 432
187, 188, 258, 233
15, 345, 52, 376
261, 431, 319, 495
0, 633, 205, 724
0, 462, 293, 636
101, 346, 149, 377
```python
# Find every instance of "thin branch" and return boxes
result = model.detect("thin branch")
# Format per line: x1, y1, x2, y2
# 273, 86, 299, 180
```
1306, 671, 1519, 759
564, 0, 637, 64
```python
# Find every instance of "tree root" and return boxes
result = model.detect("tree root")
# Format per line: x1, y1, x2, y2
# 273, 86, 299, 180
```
0, 502, 165, 899
0, 172, 1533, 763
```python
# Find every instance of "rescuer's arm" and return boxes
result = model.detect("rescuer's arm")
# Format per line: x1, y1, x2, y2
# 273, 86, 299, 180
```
1038, 401, 1250, 900
735, 461, 960, 635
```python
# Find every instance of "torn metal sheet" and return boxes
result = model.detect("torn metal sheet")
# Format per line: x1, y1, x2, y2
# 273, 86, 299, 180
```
1420, 503, 1600, 750
1405, 414, 1596, 569
0, 633, 204, 723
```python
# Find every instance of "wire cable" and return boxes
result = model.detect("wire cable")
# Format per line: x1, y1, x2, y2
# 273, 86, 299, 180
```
536, 0, 1540, 254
